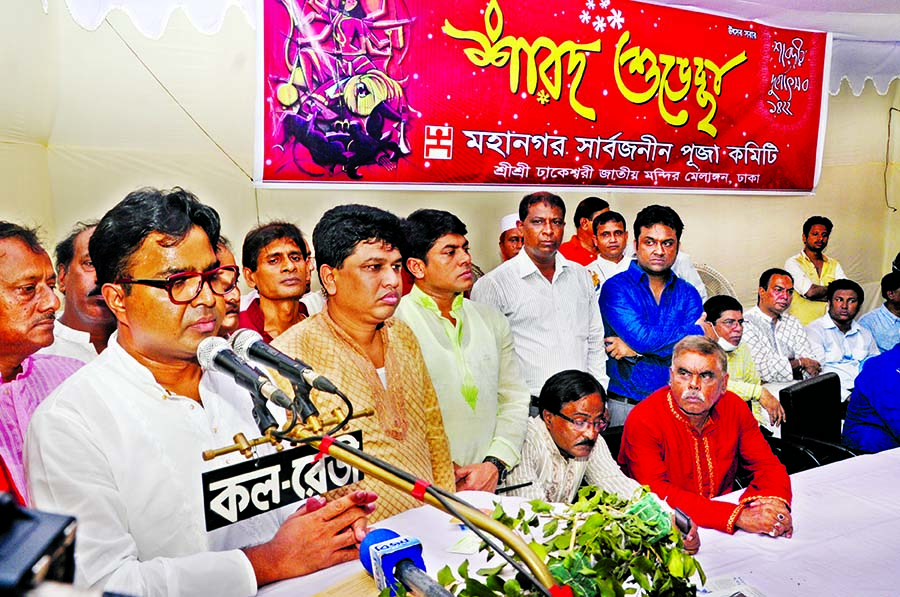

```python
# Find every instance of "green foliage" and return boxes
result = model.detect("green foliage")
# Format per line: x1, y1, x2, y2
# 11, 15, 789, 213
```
439, 487, 704, 597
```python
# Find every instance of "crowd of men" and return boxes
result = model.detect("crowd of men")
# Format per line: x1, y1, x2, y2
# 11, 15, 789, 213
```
1, 187, 898, 596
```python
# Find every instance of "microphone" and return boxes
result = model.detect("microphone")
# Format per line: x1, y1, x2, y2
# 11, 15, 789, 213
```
230, 328, 340, 394
197, 336, 293, 410
360, 528, 453, 597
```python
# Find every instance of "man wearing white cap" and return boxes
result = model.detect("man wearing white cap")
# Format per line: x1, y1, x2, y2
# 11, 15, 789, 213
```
498, 213, 523, 262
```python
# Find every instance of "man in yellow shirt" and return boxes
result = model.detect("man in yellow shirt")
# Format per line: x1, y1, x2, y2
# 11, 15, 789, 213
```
784, 216, 845, 325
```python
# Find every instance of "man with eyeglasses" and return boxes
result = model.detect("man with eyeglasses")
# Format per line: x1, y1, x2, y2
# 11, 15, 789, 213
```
619, 336, 792, 536
704, 295, 785, 427
27, 188, 376, 596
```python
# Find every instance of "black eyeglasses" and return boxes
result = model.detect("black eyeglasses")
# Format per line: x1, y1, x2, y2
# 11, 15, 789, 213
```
555, 410, 610, 432
116, 265, 239, 305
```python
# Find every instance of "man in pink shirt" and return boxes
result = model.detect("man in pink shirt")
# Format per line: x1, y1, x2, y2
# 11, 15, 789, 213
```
0, 221, 82, 502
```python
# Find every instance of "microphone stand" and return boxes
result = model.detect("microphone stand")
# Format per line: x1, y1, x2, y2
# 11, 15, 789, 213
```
203, 391, 558, 595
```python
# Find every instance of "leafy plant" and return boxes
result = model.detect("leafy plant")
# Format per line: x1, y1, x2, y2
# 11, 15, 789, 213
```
437, 486, 705, 597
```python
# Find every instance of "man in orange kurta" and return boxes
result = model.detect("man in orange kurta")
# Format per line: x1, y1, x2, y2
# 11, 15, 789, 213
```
619, 336, 792, 536
273, 204, 454, 521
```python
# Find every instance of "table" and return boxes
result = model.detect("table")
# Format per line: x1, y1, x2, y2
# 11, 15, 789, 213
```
261, 449, 900, 596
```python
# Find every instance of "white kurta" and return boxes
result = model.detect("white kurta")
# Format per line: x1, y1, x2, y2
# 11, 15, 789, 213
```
26, 337, 293, 597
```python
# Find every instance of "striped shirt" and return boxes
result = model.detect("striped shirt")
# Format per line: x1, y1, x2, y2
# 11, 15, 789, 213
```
471, 249, 608, 395
1, 353, 82, 502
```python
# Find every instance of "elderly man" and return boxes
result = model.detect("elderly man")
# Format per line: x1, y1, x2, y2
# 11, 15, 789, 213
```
619, 336, 793, 536
216, 236, 242, 337
859, 271, 900, 352
397, 209, 529, 492
497, 212, 523, 262
806, 279, 879, 400
39, 221, 115, 362
27, 188, 375, 596
704, 295, 785, 427
598, 205, 714, 426
785, 216, 846, 325
842, 344, 900, 453
558, 196, 609, 265
743, 268, 821, 383
239, 221, 311, 342
472, 192, 607, 403
273, 204, 455, 521
0, 222, 83, 504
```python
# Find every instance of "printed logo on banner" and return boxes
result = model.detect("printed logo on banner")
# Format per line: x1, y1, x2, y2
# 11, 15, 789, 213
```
424, 126, 453, 160
201, 430, 363, 531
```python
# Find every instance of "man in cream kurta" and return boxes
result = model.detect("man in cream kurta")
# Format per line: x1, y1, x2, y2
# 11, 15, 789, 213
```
397, 209, 529, 492
272, 204, 455, 521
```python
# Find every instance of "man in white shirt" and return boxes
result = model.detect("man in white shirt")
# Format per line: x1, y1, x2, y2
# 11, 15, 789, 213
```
858, 271, 900, 352
471, 192, 608, 401
397, 209, 529, 493
27, 187, 374, 597
806, 279, 879, 400
743, 268, 821, 384
39, 222, 115, 362
585, 211, 630, 297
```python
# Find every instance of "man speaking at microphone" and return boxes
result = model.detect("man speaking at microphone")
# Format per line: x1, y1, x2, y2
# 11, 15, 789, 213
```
272, 204, 455, 521
26, 188, 376, 597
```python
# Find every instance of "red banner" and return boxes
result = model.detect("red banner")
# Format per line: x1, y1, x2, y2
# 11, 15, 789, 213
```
257, 0, 829, 191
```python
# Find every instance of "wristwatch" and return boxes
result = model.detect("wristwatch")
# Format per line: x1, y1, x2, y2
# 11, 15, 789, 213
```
483, 456, 509, 485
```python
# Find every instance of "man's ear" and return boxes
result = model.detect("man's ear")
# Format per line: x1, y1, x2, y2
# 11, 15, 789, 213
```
100, 283, 128, 326
320, 264, 337, 296
243, 266, 257, 290
406, 257, 426, 281
57, 265, 69, 295
541, 409, 553, 429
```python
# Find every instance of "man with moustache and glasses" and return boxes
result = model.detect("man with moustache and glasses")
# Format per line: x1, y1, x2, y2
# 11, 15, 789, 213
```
619, 336, 792, 536
397, 209, 529, 493
27, 189, 376, 596
39, 221, 116, 362
273, 204, 455, 521
0, 222, 83, 504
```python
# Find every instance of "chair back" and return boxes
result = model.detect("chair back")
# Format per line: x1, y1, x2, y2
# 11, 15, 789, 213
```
779, 372, 843, 444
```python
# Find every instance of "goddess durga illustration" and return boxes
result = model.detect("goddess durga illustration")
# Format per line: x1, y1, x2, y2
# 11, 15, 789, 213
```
270, 0, 415, 179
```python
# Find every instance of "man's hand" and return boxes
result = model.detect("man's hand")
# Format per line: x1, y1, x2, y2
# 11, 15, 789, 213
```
455, 462, 499, 492
800, 357, 822, 377
734, 499, 792, 538
695, 313, 717, 341
759, 388, 785, 426
243, 490, 378, 586
605, 336, 637, 360
680, 519, 700, 554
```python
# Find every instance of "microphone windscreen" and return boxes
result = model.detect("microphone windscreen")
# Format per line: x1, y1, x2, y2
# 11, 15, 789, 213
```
359, 528, 400, 574
230, 328, 263, 359
196, 336, 228, 370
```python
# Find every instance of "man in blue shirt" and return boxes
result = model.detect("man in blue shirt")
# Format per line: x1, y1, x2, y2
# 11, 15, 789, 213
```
598, 205, 715, 425
842, 344, 900, 453
858, 271, 900, 353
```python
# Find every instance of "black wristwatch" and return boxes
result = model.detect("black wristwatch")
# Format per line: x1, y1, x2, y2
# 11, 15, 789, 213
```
483, 456, 509, 485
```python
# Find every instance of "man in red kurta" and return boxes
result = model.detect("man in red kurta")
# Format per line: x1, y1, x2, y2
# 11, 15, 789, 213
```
619, 336, 793, 536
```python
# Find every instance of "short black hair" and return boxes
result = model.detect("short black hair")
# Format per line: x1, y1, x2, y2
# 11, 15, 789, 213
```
826, 278, 864, 305
633, 204, 684, 241
573, 196, 609, 228
538, 370, 606, 416
90, 187, 220, 286
0, 221, 44, 254
54, 220, 99, 273
403, 209, 467, 263
803, 215, 833, 236
758, 268, 793, 291
312, 204, 403, 273
703, 294, 743, 324
518, 191, 566, 222
241, 221, 308, 272
592, 210, 626, 236
881, 271, 900, 299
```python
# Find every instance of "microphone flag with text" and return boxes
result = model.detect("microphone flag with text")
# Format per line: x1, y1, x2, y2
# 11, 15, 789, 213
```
360, 528, 453, 597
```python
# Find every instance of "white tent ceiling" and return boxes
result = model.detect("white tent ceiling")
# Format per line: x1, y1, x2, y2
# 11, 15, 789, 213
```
49, 0, 900, 95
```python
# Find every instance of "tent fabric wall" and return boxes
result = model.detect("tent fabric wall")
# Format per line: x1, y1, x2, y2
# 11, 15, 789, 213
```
2, 0, 898, 315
